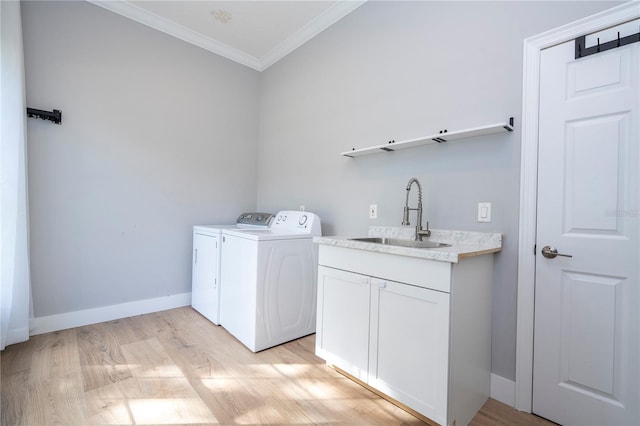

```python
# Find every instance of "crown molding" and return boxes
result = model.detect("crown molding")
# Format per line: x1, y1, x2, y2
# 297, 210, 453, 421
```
260, 0, 367, 70
87, 0, 366, 72
87, 0, 262, 70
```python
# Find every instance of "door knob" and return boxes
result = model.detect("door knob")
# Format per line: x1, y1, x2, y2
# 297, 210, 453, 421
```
541, 245, 573, 259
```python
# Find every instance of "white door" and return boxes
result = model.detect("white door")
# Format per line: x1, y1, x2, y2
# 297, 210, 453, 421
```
533, 34, 639, 425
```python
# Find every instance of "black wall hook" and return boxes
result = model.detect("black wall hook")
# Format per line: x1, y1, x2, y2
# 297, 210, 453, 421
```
27, 108, 62, 124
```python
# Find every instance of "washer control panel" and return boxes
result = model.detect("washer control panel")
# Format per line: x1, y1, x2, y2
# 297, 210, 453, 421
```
272, 211, 321, 235
236, 212, 274, 227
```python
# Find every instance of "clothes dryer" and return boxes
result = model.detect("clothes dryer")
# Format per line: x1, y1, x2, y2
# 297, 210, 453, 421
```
191, 213, 273, 325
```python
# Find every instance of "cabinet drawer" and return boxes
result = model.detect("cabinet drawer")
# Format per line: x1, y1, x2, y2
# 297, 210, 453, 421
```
318, 245, 451, 293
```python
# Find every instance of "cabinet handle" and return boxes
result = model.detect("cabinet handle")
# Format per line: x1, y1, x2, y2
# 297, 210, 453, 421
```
194, 248, 198, 264
373, 279, 387, 288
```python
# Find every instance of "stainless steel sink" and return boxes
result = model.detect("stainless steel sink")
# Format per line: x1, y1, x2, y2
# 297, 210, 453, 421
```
349, 237, 451, 249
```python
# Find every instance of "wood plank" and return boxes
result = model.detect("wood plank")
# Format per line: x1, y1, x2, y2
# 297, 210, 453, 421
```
1, 370, 30, 425
0, 337, 35, 375
29, 329, 82, 383
470, 398, 556, 425
22, 373, 87, 425
76, 322, 133, 391
120, 337, 184, 378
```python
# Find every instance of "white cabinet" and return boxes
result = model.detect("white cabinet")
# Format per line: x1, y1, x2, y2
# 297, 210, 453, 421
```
316, 267, 371, 381
369, 277, 450, 421
191, 230, 221, 325
316, 245, 493, 426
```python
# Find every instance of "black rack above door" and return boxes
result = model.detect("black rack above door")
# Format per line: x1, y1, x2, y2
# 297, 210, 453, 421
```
575, 23, 640, 59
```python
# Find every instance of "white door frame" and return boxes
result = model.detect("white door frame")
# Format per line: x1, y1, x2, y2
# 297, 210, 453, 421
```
515, 1, 639, 412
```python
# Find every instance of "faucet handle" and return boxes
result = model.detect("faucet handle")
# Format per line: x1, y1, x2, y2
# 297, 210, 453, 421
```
417, 222, 431, 239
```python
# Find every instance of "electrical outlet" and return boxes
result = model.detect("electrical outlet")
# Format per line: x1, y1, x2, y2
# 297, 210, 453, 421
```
478, 202, 491, 222
369, 204, 378, 219
299, 205, 305, 212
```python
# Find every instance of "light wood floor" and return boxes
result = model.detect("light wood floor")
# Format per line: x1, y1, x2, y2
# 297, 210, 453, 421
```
1, 307, 554, 425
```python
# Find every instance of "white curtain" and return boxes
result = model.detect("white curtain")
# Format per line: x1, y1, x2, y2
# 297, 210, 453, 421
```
1, 0, 31, 350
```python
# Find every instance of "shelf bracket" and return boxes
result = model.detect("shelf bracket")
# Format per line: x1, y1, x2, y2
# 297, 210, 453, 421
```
504, 117, 514, 131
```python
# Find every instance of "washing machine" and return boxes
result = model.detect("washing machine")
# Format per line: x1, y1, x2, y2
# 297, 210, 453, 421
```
191, 213, 274, 325
220, 210, 321, 352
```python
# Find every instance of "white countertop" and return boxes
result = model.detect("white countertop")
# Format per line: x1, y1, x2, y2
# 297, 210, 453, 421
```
313, 226, 502, 263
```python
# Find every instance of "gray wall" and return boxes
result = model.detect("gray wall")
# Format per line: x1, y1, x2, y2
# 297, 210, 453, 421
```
22, 1, 259, 317
256, 1, 621, 381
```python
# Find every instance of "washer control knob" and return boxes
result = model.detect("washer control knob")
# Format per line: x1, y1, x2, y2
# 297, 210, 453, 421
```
298, 215, 308, 225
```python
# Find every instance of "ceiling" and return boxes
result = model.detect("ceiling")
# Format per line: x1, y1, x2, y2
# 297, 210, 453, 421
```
88, 0, 366, 71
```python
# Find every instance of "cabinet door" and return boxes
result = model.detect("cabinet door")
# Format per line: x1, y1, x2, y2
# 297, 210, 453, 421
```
369, 278, 450, 425
191, 232, 220, 324
316, 266, 370, 381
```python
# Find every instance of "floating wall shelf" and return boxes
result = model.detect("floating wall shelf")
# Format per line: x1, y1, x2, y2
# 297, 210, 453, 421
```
341, 117, 514, 158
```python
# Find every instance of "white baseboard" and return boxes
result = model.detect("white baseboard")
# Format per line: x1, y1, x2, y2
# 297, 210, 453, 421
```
31, 292, 192, 335
490, 373, 516, 407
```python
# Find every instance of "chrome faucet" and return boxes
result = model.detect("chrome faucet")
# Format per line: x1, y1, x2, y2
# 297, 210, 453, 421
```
402, 178, 431, 241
